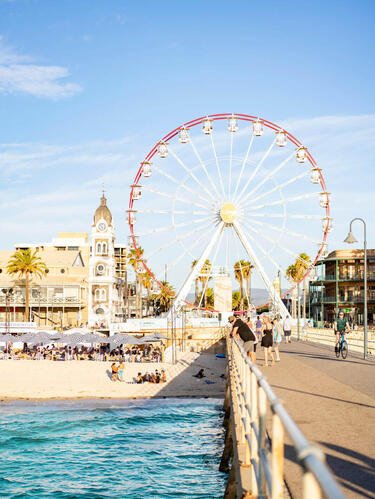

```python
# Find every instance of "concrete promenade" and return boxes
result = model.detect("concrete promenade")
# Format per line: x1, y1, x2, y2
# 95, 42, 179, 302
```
258, 340, 375, 498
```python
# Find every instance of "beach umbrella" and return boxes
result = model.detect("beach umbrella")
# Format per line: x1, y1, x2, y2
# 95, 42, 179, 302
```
109, 334, 144, 347
79, 333, 107, 345
0, 334, 15, 343
145, 332, 168, 342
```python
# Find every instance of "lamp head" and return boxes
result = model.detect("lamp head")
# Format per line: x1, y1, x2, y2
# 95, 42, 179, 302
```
344, 231, 358, 244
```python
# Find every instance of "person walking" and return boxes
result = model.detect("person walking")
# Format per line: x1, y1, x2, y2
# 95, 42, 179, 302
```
273, 317, 283, 362
261, 316, 275, 367
283, 314, 292, 343
255, 315, 263, 343
245, 316, 258, 363
229, 315, 256, 363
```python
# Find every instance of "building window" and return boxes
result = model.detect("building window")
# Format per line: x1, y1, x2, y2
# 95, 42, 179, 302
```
96, 308, 105, 315
68, 246, 79, 251
94, 288, 106, 301
102, 242, 107, 254
96, 242, 102, 254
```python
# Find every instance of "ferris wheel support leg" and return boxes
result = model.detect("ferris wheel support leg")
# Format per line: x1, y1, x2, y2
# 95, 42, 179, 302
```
168, 222, 225, 316
233, 221, 289, 319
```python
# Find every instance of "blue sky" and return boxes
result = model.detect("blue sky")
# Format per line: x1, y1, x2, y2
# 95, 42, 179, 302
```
0, 0, 374, 289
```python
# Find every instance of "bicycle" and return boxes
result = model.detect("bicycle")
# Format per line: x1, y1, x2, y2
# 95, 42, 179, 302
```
335, 331, 348, 359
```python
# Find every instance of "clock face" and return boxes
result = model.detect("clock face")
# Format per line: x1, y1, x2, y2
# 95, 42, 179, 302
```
97, 222, 107, 232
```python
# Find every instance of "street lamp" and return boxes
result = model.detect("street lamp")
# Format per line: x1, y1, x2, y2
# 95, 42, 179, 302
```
344, 218, 367, 359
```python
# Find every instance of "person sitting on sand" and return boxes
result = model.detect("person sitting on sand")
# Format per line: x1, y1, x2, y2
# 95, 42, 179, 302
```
111, 362, 119, 382
160, 369, 167, 382
155, 370, 160, 383
118, 361, 125, 382
136, 372, 143, 384
143, 372, 150, 383
149, 372, 156, 383
193, 368, 205, 379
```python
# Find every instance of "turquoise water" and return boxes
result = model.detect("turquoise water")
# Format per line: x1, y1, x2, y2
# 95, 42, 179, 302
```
0, 398, 227, 498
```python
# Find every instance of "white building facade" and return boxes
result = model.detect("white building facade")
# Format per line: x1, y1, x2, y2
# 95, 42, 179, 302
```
88, 194, 124, 328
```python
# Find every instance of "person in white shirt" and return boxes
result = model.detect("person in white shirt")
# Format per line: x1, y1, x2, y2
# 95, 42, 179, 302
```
283, 315, 292, 343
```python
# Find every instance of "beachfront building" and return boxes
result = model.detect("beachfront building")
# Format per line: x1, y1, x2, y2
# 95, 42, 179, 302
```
0, 194, 128, 329
88, 193, 125, 328
309, 249, 375, 327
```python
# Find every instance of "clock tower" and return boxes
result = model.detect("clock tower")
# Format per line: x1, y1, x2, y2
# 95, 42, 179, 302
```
88, 193, 122, 329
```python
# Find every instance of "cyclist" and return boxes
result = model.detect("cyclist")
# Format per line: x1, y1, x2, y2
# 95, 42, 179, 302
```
334, 311, 350, 352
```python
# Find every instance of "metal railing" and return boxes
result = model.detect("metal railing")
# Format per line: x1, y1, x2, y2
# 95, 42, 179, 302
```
227, 332, 345, 498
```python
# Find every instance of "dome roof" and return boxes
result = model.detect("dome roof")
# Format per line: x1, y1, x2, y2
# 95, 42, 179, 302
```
94, 194, 112, 225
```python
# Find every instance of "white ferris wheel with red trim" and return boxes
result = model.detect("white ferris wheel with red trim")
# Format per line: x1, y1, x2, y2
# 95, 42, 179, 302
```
127, 113, 331, 317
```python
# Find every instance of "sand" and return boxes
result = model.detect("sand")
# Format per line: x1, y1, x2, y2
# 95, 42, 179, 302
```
0, 352, 227, 401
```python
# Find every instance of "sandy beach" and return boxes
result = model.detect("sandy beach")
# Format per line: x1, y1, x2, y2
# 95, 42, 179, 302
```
0, 352, 227, 401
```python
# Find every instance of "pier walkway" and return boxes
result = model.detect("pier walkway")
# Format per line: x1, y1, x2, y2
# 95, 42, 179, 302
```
259, 341, 375, 498
222, 334, 374, 498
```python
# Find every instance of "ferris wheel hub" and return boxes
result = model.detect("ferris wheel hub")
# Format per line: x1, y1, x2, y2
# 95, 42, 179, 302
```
220, 202, 237, 223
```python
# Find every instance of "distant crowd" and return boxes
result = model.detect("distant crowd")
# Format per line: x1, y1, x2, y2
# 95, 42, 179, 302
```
0, 343, 163, 363
111, 362, 167, 384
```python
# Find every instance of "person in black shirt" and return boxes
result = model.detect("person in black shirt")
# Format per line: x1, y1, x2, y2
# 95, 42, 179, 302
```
229, 316, 256, 363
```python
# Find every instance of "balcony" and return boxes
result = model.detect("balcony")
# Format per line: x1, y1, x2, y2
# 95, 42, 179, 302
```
0, 296, 81, 306
312, 293, 375, 305
315, 273, 375, 282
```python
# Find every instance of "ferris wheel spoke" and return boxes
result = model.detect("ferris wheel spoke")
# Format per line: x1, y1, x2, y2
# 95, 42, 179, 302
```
228, 130, 234, 200
138, 215, 214, 237
235, 137, 276, 204
232, 134, 255, 201
142, 186, 209, 209
246, 212, 321, 220
168, 225, 216, 271
245, 191, 321, 212
249, 218, 321, 244
138, 209, 208, 215
146, 220, 213, 259
240, 149, 296, 205
169, 145, 216, 202
210, 131, 226, 199
244, 170, 310, 207
189, 136, 222, 200
241, 227, 285, 274
197, 229, 225, 308
243, 221, 312, 267
153, 164, 212, 206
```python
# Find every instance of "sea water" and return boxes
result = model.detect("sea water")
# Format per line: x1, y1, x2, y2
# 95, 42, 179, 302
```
0, 398, 227, 498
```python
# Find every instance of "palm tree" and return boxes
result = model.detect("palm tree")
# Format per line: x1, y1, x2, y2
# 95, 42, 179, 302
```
241, 260, 254, 306
232, 291, 240, 311
199, 259, 212, 308
286, 253, 311, 320
234, 260, 247, 310
6, 248, 48, 321
141, 271, 153, 316
296, 253, 311, 320
197, 287, 215, 309
128, 247, 144, 318
286, 264, 298, 318
152, 280, 175, 313
191, 259, 199, 305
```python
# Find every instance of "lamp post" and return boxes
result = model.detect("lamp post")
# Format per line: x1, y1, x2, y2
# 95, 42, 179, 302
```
344, 218, 367, 359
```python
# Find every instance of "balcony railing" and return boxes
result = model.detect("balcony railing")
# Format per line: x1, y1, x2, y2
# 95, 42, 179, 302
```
312, 293, 375, 304
0, 296, 81, 305
315, 273, 375, 282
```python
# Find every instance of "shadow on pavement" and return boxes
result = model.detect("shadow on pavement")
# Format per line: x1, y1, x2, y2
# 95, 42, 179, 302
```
319, 441, 375, 499
271, 384, 375, 409
281, 346, 371, 366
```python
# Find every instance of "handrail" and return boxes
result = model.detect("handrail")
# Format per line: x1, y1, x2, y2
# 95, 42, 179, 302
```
226, 331, 345, 498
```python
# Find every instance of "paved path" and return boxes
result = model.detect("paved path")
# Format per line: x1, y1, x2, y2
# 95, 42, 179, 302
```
256, 340, 375, 498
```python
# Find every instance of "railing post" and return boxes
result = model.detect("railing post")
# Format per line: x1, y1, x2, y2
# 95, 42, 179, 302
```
250, 371, 259, 496
258, 386, 267, 498
303, 471, 322, 499
272, 413, 284, 499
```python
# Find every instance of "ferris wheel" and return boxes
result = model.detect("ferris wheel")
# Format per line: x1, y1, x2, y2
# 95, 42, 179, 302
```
127, 113, 331, 316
